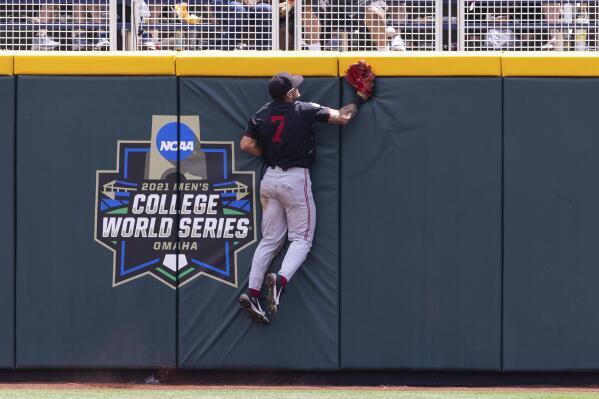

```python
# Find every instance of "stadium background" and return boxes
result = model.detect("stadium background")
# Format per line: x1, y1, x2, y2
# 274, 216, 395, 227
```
0, 53, 598, 373
3, 1, 599, 52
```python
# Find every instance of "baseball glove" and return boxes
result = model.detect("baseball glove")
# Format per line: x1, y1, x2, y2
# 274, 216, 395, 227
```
344, 60, 375, 99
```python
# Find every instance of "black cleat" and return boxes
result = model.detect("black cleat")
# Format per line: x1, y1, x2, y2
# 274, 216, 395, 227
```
265, 273, 285, 314
239, 293, 269, 325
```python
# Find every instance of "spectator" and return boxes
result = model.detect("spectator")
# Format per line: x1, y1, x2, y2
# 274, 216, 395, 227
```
71, 4, 110, 50
135, 0, 159, 50
278, 0, 295, 49
174, 2, 202, 23
170, 1, 205, 49
485, 28, 515, 49
31, 4, 59, 50
210, 0, 272, 49
301, 0, 405, 51
135, 0, 271, 50
32, 3, 111, 50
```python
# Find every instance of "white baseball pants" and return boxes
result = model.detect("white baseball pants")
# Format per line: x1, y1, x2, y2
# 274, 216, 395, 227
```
249, 166, 316, 291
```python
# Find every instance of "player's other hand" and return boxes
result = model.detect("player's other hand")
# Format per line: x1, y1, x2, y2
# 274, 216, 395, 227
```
344, 60, 375, 100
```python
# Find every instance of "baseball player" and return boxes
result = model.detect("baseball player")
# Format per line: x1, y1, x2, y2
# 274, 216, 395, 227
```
239, 63, 375, 325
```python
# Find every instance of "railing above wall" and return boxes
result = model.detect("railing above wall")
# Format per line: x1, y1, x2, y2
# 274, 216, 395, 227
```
0, 0, 443, 51
4, 1, 599, 52
459, 0, 599, 51
0, 0, 117, 50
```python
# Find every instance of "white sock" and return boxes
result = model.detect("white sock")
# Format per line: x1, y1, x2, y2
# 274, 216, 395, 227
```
377, 46, 389, 51
308, 43, 321, 51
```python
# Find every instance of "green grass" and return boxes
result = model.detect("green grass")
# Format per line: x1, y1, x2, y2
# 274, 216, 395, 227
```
1, 389, 599, 399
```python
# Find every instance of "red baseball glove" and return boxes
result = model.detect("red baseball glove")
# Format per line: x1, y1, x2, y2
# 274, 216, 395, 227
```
344, 60, 375, 99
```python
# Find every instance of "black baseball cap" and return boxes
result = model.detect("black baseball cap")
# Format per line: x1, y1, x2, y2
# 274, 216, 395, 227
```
268, 72, 304, 99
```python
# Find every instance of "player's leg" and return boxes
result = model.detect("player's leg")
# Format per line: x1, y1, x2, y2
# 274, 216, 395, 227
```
280, 170, 316, 280
268, 168, 316, 313
240, 174, 287, 324
249, 194, 287, 292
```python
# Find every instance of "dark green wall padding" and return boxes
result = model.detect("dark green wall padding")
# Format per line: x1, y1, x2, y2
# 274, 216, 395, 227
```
177, 78, 340, 369
0, 77, 15, 369
503, 78, 599, 371
340, 78, 502, 370
16, 76, 177, 368
5, 74, 599, 371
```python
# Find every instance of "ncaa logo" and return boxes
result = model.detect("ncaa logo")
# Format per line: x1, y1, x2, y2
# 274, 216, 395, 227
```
156, 122, 196, 161
95, 115, 257, 289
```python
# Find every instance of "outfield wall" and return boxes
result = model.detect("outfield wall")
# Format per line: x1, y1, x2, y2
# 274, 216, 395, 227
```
2, 52, 599, 371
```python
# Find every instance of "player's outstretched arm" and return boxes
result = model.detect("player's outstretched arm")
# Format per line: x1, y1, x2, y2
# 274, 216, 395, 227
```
240, 135, 263, 156
328, 91, 369, 125
328, 60, 375, 125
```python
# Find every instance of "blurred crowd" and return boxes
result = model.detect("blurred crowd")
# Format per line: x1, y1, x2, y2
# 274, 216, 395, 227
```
10, 0, 409, 50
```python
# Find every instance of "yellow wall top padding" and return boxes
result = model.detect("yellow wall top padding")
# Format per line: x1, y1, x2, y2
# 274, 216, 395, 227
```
338, 52, 502, 76
10, 52, 599, 77
0, 52, 14, 75
14, 52, 176, 75
176, 51, 339, 76
501, 53, 599, 77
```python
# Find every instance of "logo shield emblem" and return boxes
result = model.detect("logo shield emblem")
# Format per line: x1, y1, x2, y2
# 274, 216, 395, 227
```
95, 115, 256, 288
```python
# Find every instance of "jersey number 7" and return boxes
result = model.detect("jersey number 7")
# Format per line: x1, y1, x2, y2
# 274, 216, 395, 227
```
271, 115, 285, 143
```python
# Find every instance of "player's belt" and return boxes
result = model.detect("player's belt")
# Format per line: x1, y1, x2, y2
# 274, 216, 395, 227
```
269, 166, 310, 172
269, 166, 289, 171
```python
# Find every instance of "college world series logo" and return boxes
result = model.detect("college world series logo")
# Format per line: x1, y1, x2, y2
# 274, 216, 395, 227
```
94, 115, 256, 289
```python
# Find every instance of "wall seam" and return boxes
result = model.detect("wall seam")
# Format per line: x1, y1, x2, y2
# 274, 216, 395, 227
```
337, 78, 342, 371
12, 76, 17, 370
500, 77, 505, 372
176, 77, 181, 370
